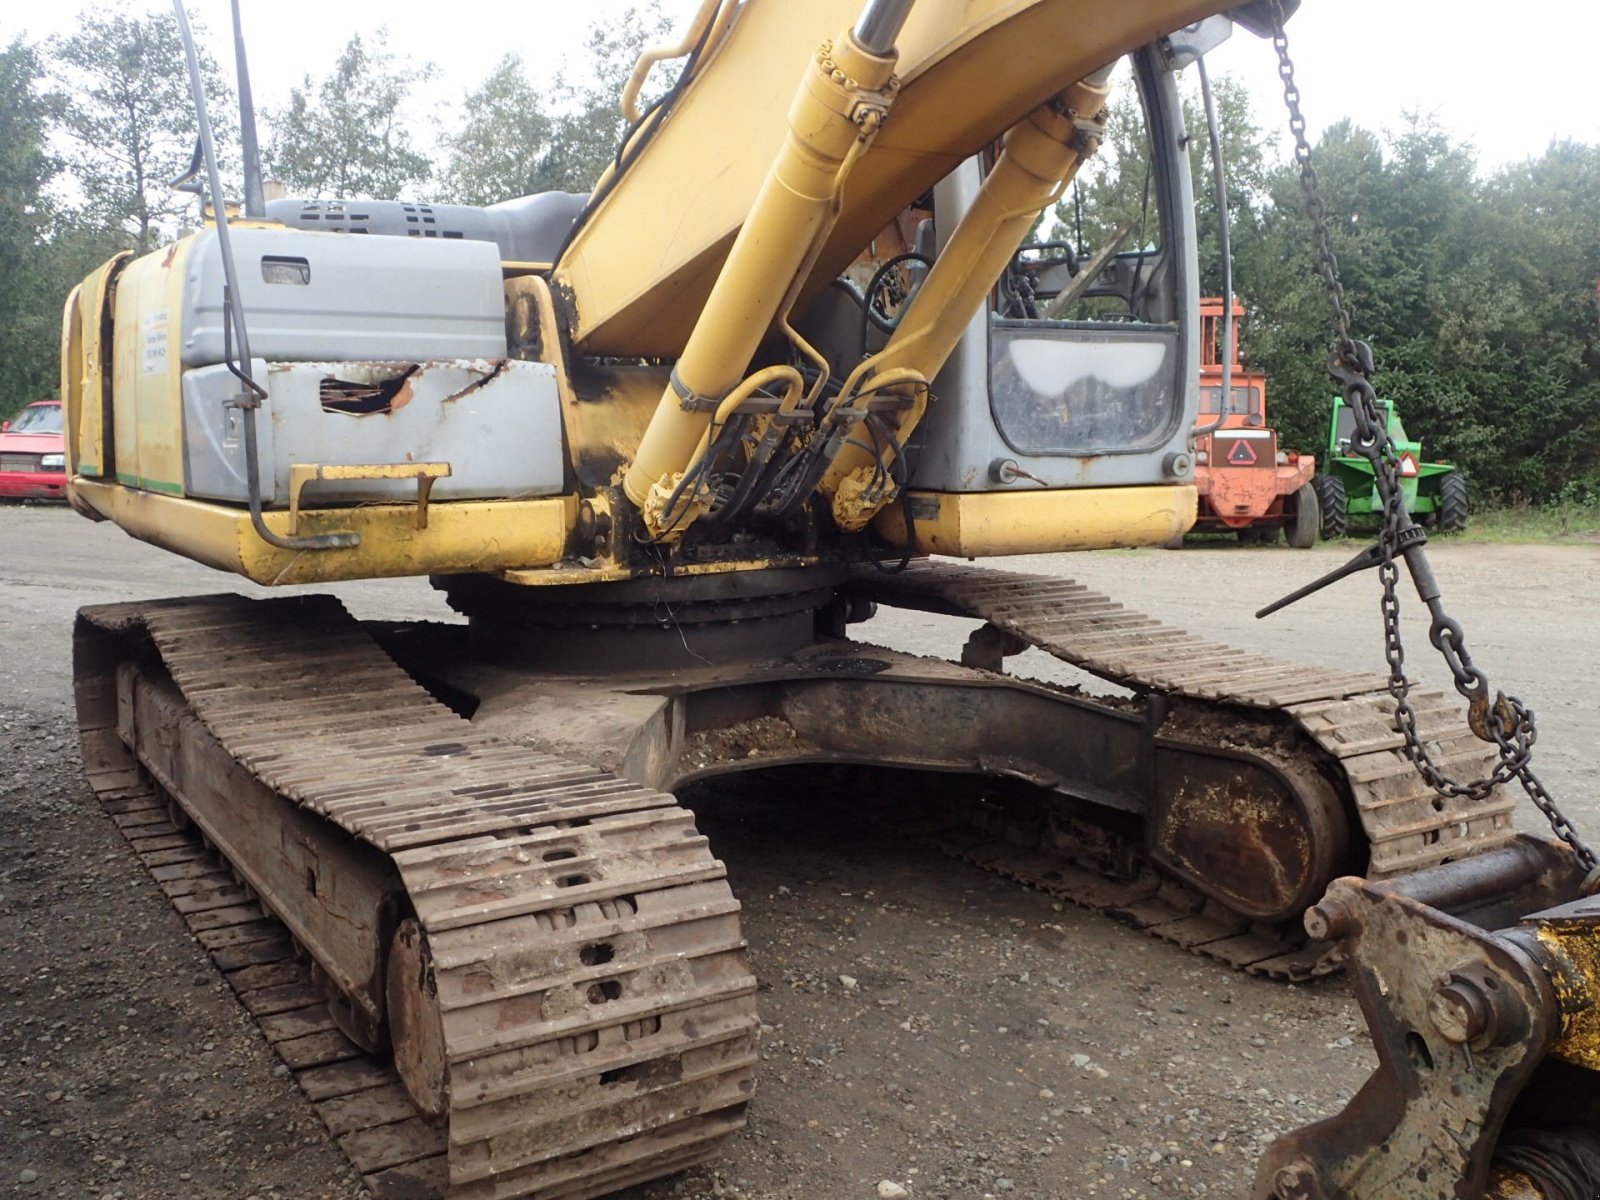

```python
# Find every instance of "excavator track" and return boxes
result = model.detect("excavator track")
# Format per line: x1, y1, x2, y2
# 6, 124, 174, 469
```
855, 561, 1518, 978
73, 595, 758, 1200
69, 563, 1521, 1192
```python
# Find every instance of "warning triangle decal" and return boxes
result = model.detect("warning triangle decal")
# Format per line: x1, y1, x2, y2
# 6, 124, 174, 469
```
1226, 439, 1258, 465
1399, 453, 1419, 477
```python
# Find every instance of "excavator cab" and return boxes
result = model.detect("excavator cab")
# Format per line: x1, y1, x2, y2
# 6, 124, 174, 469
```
789, 40, 1203, 556
910, 48, 1195, 505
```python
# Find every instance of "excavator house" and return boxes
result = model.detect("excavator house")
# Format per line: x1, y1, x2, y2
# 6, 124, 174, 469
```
56, 0, 1600, 1196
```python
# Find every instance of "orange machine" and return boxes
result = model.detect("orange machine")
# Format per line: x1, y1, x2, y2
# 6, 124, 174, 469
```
1189, 297, 1318, 545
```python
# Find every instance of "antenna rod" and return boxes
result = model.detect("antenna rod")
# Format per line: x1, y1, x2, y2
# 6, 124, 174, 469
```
232, 0, 266, 219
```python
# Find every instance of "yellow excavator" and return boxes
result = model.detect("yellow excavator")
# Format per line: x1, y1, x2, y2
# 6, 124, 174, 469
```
57, 0, 1600, 1196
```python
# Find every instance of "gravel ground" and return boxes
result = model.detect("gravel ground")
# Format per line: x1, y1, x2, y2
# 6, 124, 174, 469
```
1, 506, 1595, 1199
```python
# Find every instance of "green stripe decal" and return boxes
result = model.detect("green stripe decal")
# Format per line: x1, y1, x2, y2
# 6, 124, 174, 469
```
114, 471, 184, 495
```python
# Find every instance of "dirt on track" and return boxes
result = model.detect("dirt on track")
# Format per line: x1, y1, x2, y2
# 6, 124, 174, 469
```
2, 507, 1596, 1200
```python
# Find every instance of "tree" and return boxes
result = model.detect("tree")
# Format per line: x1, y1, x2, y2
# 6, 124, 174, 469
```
439, 55, 554, 205
1232, 115, 1600, 504
1442, 141, 1600, 499
1236, 120, 1397, 459
50, 11, 232, 253
438, 3, 676, 204
1180, 72, 1272, 297
265, 30, 434, 200
541, 2, 675, 191
0, 37, 63, 414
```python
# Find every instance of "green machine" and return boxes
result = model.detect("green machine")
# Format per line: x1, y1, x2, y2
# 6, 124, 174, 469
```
1312, 394, 1467, 537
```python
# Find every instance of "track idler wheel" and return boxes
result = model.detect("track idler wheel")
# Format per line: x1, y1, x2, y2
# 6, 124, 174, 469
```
1151, 743, 1351, 924
313, 959, 385, 1054
387, 918, 449, 1120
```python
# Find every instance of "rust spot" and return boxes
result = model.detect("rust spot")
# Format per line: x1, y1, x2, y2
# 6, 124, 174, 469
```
319, 364, 421, 416
441, 358, 509, 404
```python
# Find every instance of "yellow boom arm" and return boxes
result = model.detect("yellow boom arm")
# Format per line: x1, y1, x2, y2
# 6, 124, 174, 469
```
554, 0, 1224, 360
559, 0, 1226, 538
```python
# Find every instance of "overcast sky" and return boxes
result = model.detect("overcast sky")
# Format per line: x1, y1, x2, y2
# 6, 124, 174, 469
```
9, 0, 1600, 176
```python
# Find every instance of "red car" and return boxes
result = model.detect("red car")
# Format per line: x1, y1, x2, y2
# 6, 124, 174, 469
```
0, 400, 68, 500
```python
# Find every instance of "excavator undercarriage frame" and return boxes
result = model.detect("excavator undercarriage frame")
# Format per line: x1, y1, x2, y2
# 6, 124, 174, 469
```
71, 561, 1600, 1198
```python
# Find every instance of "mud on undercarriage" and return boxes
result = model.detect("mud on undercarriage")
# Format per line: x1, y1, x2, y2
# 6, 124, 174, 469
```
71, 562, 1600, 1199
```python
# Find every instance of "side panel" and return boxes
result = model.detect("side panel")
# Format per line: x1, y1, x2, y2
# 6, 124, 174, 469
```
180, 228, 507, 367
112, 241, 194, 495
180, 358, 566, 506
63, 252, 131, 478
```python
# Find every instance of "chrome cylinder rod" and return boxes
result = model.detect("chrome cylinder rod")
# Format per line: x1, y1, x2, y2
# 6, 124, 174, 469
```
852, 0, 916, 55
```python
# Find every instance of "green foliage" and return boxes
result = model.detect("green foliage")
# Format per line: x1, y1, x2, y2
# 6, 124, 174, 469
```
439, 3, 676, 203
1182, 72, 1271, 296
1242, 118, 1600, 502
264, 30, 434, 200
1454, 495, 1600, 543
0, 38, 61, 417
439, 55, 555, 206
49, 11, 232, 253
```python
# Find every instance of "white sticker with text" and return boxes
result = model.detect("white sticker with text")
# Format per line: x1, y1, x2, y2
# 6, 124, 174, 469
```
141, 310, 169, 376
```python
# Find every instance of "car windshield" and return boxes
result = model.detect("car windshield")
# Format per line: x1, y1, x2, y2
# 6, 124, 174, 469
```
10, 404, 62, 434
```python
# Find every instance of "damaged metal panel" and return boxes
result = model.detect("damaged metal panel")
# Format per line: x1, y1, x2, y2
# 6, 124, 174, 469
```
182, 358, 564, 505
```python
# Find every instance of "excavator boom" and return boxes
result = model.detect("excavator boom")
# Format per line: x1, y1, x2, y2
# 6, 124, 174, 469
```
553, 0, 1226, 358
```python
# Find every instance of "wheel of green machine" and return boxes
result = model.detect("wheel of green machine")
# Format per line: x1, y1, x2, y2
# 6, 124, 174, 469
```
1286, 481, 1320, 549
1313, 475, 1347, 540
1438, 472, 1468, 533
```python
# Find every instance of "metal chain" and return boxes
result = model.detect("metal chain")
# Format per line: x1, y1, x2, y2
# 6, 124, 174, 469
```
1266, 1, 1596, 871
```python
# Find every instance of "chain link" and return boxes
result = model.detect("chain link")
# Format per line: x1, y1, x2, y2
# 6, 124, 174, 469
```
1266, 0, 1596, 872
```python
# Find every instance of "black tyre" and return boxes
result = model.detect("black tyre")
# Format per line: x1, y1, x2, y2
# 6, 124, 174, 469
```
1312, 475, 1347, 540
1286, 481, 1320, 549
1437, 472, 1468, 533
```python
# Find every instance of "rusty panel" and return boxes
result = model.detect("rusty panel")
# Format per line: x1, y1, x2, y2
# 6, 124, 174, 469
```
1256, 877, 1564, 1200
